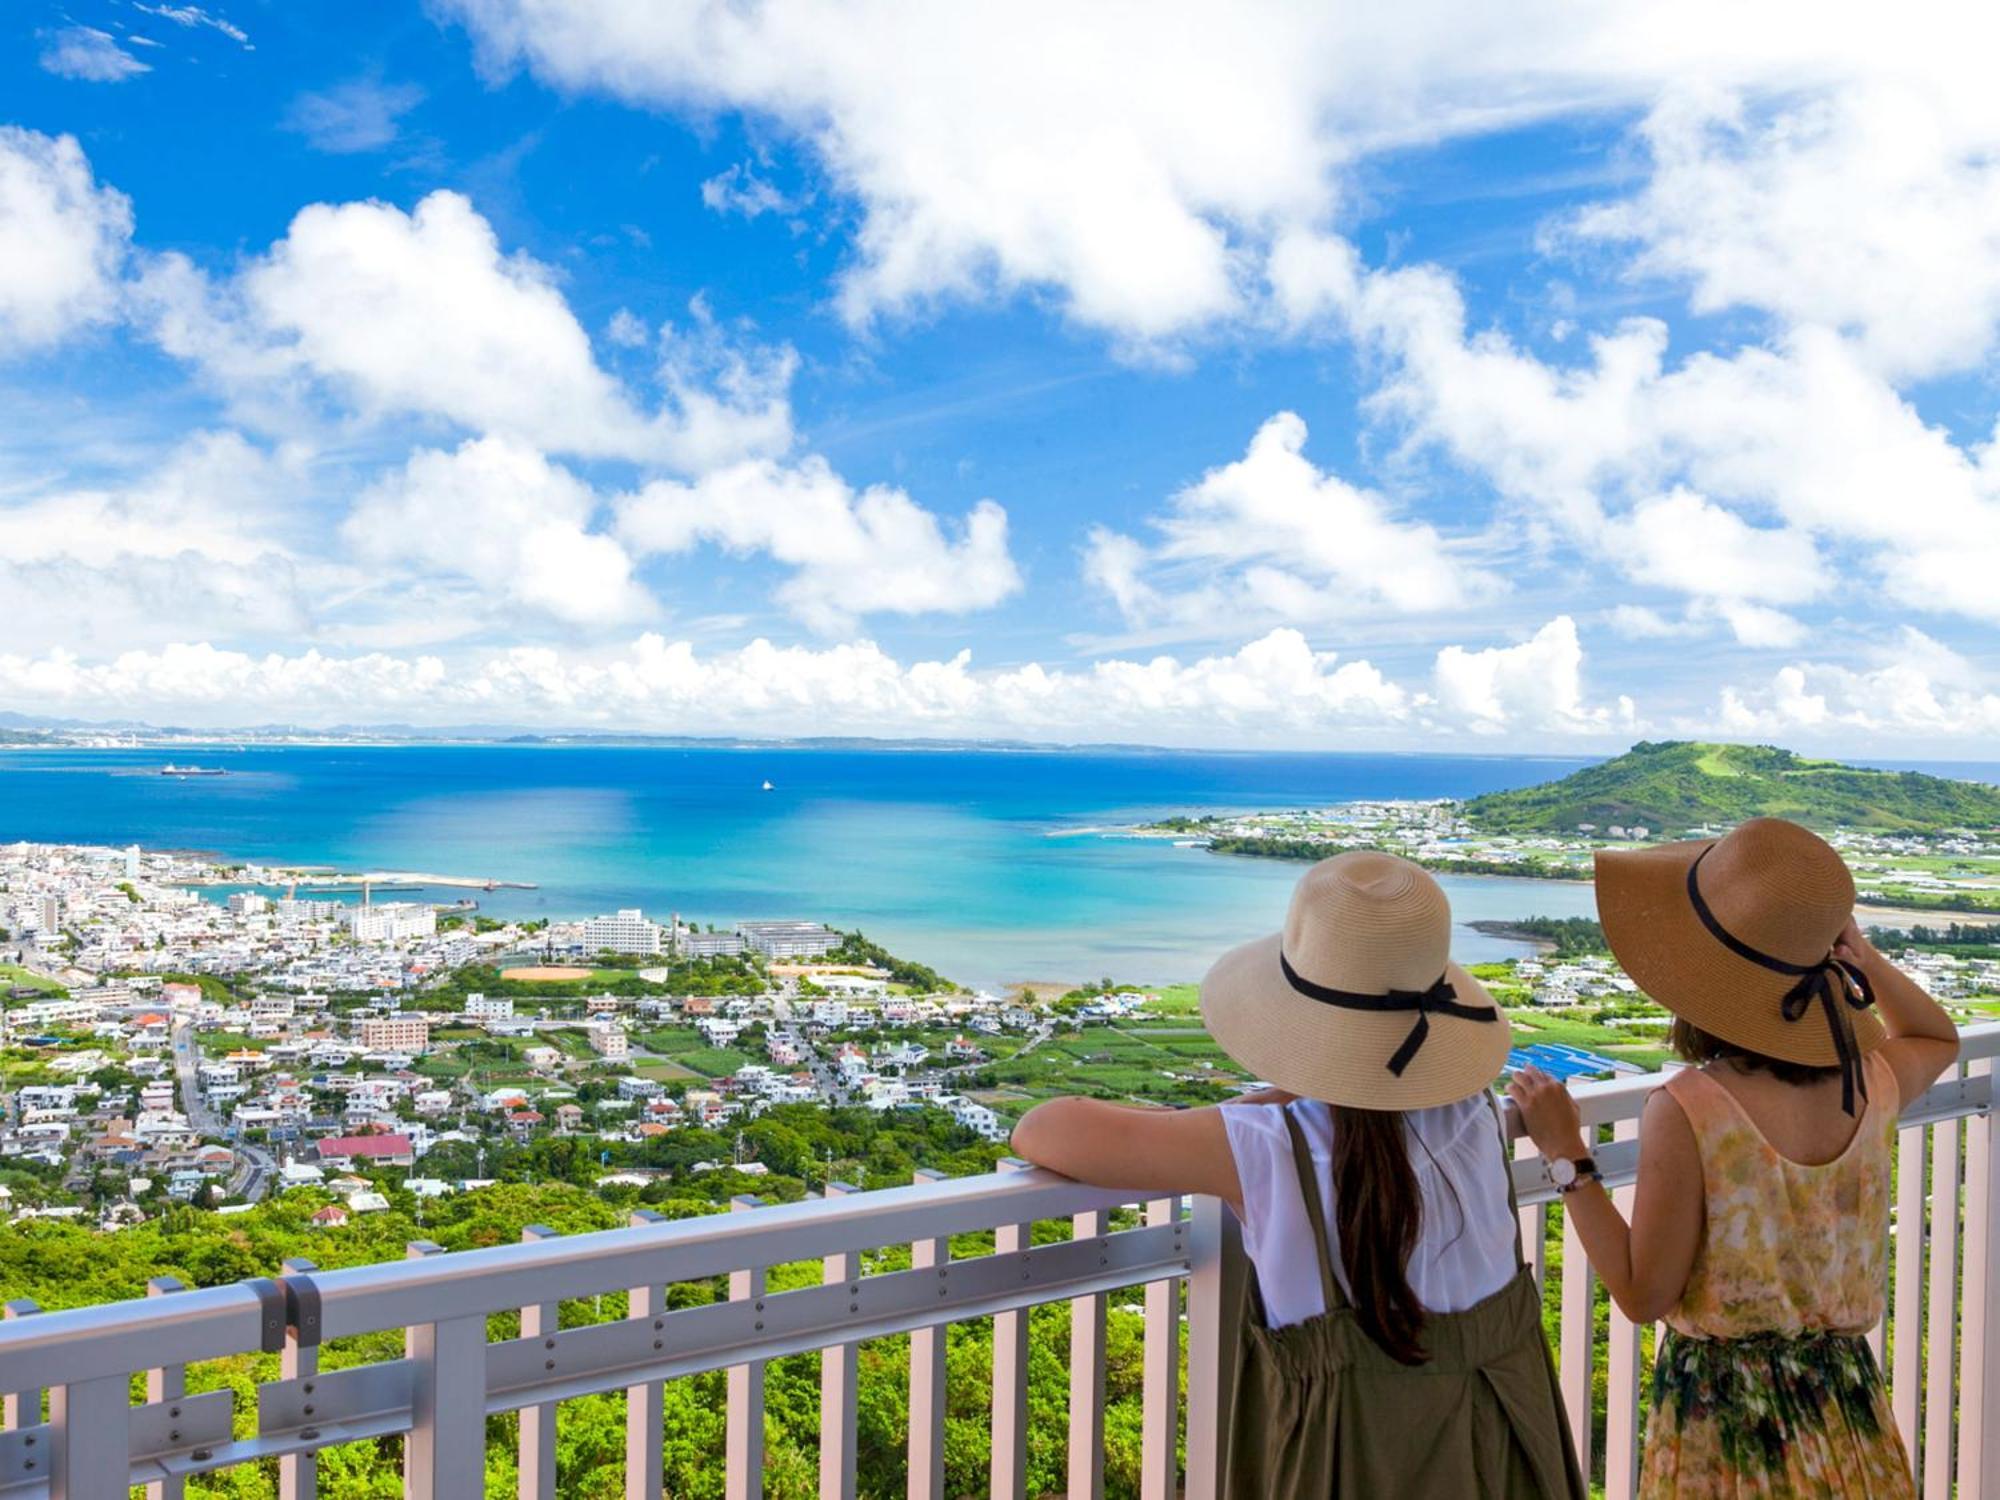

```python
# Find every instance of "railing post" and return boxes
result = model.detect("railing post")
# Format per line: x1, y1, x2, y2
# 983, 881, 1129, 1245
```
1894, 1117, 1928, 1465
1559, 1190, 1596, 1479
1514, 1133, 1548, 1290
820, 1183, 860, 1499
906, 1169, 949, 1500
1184, 1194, 1245, 1500
726, 1195, 767, 1500
50, 1375, 128, 1500
990, 1158, 1031, 1500
279, 1257, 319, 1500
145, 1276, 187, 1500
1139, 1198, 1182, 1500
3, 1299, 41, 1430
1962, 1057, 2000, 1500
626, 1211, 668, 1500
1066, 1207, 1110, 1500
1602, 1117, 1642, 1500
403, 1240, 487, 1500
1925, 1108, 1963, 1499
518, 1227, 560, 1500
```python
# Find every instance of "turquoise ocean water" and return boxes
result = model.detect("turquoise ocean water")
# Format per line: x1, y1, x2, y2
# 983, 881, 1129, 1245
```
3, 743, 1975, 988
3, 744, 1599, 985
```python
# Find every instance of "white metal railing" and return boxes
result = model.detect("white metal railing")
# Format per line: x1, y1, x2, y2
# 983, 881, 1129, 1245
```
0, 1021, 1996, 1500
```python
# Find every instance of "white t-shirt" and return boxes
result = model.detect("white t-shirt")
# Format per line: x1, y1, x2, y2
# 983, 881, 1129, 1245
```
1221, 1094, 1520, 1330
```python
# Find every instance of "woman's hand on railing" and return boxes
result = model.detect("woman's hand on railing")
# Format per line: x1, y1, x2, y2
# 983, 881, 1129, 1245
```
1506, 1066, 1589, 1162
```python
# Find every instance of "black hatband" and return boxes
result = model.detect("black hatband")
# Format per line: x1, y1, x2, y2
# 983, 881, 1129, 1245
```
1278, 951, 1496, 1077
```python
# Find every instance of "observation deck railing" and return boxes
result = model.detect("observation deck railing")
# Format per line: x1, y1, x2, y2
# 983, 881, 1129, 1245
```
2, 1021, 1997, 1499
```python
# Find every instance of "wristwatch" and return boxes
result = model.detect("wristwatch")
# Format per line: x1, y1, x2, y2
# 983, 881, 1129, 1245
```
1548, 1155, 1599, 1194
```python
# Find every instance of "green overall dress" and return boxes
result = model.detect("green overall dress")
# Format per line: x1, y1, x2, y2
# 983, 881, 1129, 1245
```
1225, 1103, 1585, 1499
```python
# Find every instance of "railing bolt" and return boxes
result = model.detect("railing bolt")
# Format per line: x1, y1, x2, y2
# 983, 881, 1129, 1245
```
544, 1338, 556, 1350
653, 1318, 664, 1330
938, 1286, 947, 1296
849, 1302, 859, 1313
755, 1321, 764, 1331
192, 1449, 212, 1462
22, 1437, 33, 1446
545, 1359, 556, 1370
170, 1430, 181, 1442
21, 1461, 32, 1471
304, 1404, 315, 1416
170, 1406, 181, 1418
300, 1428, 319, 1442
848, 1284, 858, 1294
755, 1300, 765, 1310
653, 1339, 663, 1350
303, 1382, 314, 1394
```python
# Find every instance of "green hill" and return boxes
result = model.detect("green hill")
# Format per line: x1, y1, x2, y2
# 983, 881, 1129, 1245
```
1465, 741, 2000, 836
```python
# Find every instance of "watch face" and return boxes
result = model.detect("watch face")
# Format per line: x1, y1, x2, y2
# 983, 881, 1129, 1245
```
1550, 1158, 1577, 1187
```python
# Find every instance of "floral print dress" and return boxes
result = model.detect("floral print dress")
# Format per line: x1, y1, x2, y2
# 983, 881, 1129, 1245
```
1640, 1050, 1915, 1498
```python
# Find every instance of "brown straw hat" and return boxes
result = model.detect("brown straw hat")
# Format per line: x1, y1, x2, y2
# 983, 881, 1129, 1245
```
1595, 816, 1885, 1113
1200, 851, 1510, 1109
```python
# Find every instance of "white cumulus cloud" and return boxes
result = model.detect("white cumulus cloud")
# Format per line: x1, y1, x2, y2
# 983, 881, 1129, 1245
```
1433, 616, 1632, 734
0, 621, 1627, 743
1084, 411, 1491, 639
1570, 83, 2000, 380
617, 455, 1020, 634
1711, 631, 2000, 741
343, 436, 654, 629
138, 190, 794, 466
0, 127, 135, 355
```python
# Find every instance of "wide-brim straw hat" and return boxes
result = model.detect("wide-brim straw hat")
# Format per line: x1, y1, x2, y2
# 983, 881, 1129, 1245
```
1596, 817, 1884, 1094
1201, 850, 1510, 1109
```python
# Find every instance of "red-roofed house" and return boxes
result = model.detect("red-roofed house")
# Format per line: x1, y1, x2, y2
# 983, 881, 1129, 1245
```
314, 1133, 416, 1169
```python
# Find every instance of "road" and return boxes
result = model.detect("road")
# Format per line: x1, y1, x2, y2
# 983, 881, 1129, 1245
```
172, 1016, 275, 1202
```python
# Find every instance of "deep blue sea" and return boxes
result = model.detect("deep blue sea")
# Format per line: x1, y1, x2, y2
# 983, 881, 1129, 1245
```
1, 744, 1985, 987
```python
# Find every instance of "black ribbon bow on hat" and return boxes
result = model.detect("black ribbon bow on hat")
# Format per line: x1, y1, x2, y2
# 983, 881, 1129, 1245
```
1685, 849, 1876, 1116
1278, 951, 1497, 1077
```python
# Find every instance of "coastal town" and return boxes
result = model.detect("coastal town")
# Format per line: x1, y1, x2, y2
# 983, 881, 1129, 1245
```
1135, 798, 2000, 914
4, 824, 1999, 1232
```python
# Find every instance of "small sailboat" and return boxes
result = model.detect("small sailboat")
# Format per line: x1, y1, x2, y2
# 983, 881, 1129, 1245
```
760, 779, 775, 791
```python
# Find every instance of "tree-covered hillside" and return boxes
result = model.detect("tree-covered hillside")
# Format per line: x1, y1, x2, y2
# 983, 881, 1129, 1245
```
1465, 741, 2000, 835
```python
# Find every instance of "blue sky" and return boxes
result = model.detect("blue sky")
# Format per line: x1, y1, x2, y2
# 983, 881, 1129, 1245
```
4, 1, 1998, 750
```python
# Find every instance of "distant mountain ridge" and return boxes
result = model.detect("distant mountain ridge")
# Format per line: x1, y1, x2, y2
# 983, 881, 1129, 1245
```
1465, 741, 2000, 835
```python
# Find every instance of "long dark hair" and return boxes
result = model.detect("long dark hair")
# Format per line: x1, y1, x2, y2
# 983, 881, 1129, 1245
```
1671, 1018, 1841, 1086
1329, 1104, 1428, 1365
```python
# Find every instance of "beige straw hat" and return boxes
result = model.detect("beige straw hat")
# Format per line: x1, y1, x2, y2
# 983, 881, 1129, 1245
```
1200, 851, 1510, 1109
1596, 817, 1884, 1114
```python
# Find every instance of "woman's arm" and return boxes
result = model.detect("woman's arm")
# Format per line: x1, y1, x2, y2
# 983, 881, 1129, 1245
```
1010, 1096, 1243, 1210
1837, 918, 1961, 1109
1507, 1068, 1703, 1323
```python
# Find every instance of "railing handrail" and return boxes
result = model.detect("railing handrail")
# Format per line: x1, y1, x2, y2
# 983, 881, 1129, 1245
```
3, 1024, 2000, 1500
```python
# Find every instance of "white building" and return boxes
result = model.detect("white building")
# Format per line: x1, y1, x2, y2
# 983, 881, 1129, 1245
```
228, 891, 269, 917
465, 993, 514, 1022
586, 1022, 630, 1061
674, 924, 746, 958
345, 902, 436, 942
736, 920, 840, 960
582, 909, 661, 956
33, 894, 59, 935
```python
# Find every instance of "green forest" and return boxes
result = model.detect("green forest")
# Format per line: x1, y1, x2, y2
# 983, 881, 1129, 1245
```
1465, 739, 2000, 835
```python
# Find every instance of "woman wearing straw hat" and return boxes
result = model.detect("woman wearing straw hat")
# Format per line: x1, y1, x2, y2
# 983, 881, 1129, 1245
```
1013, 850, 1584, 1498
1509, 817, 1960, 1497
